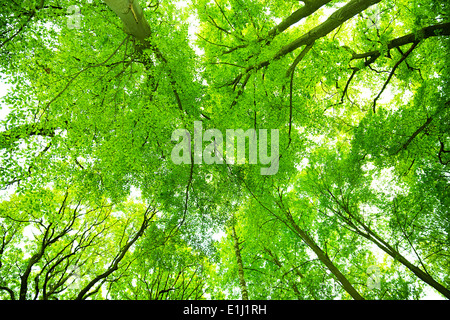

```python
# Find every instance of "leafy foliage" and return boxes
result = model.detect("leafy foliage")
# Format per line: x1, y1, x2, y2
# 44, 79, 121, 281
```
0, 0, 449, 300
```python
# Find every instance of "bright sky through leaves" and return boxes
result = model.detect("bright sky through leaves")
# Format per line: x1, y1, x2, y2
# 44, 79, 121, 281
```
0, 0, 449, 301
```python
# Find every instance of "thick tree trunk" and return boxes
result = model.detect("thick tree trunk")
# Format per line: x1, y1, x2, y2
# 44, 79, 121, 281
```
231, 224, 249, 300
267, 0, 333, 37
249, 0, 381, 72
103, 0, 151, 41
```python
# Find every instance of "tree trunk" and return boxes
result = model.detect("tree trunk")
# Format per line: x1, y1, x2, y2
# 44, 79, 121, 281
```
250, 0, 382, 71
285, 213, 365, 300
267, 0, 333, 38
231, 224, 249, 300
327, 189, 450, 299
356, 221, 450, 299
264, 247, 318, 300
103, 0, 151, 41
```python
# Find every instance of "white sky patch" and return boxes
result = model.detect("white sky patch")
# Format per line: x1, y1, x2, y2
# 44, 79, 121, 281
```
307, 133, 326, 145
18, 225, 40, 260
212, 229, 226, 241
362, 161, 376, 174
187, 13, 199, 40
0, 184, 16, 201
354, 83, 396, 111
23, 225, 39, 241
369, 167, 409, 200
0, 76, 11, 122
174, 0, 190, 10
400, 88, 414, 105
295, 157, 309, 172
377, 86, 394, 105
0, 78, 16, 200
422, 288, 446, 300
174, 1, 204, 56
129, 186, 142, 200
369, 242, 387, 262
272, 17, 282, 25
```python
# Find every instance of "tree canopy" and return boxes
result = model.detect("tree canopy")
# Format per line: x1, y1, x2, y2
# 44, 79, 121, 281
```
0, 0, 449, 300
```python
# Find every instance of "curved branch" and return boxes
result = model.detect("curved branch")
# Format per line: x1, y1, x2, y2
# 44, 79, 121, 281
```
0, 286, 15, 300
266, 0, 333, 39
372, 41, 419, 113
75, 205, 156, 300
0, 124, 55, 148
351, 22, 450, 62
238, 0, 382, 80
438, 138, 450, 165
392, 101, 449, 155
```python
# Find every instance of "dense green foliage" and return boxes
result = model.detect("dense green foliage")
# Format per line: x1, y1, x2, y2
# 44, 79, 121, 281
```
0, 0, 449, 300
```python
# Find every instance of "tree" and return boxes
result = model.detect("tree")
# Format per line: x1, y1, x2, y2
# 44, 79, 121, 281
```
0, 0, 449, 300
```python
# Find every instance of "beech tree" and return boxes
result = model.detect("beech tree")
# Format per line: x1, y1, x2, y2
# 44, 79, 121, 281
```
0, 0, 449, 300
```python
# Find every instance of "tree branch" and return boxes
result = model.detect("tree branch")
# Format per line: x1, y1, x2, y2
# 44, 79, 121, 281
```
266, 0, 333, 39
75, 205, 156, 300
372, 41, 419, 113
392, 101, 449, 155
0, 286, 16, 300
351, 22, 450, 62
